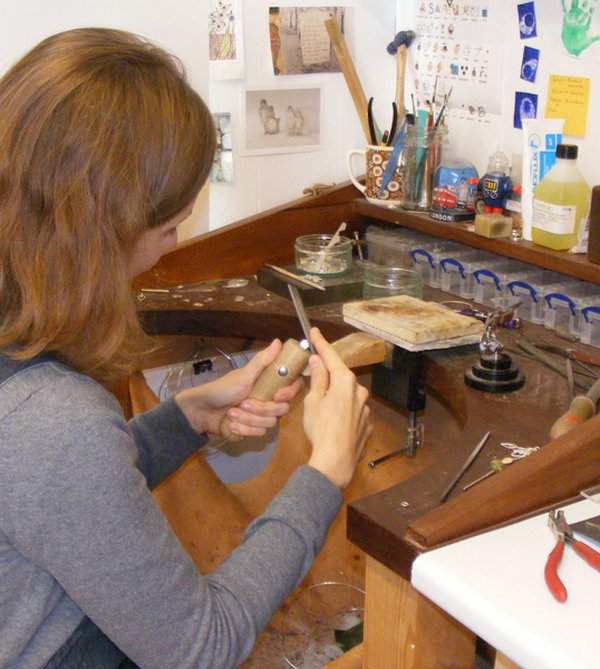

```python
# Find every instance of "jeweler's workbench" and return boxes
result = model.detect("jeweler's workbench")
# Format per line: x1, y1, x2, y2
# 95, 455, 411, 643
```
137, 274, 600, 668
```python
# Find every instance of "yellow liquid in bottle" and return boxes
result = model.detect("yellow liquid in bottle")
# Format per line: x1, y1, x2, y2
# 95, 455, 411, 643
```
531, 176, 590, 251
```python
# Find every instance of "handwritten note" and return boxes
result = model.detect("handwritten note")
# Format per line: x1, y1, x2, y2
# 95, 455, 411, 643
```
300, 10, 330, 66
544, 75, 590, 137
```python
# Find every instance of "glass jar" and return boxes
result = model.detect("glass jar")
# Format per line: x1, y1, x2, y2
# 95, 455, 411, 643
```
362, 262, 423, 299
294, 234, 353, 276
403, 125, 446, 211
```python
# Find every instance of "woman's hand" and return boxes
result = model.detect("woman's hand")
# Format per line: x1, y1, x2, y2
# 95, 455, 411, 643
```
304, 328, 372, 489
175, 339, 303, 437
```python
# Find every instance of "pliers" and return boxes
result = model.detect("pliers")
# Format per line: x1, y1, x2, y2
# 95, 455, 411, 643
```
367, 98, 398, 146
544, 509, 600, 603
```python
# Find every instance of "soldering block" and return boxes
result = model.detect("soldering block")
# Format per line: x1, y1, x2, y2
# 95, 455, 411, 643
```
474, 213, 513, 239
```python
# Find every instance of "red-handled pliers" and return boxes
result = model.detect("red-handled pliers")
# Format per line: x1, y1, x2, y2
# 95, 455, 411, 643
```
544, 509, 600, 603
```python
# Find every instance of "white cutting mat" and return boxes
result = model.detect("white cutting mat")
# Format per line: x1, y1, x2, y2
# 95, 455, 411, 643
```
343, 295, 483, 351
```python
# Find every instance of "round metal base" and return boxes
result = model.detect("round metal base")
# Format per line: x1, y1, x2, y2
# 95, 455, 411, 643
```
465, 353, 525, 393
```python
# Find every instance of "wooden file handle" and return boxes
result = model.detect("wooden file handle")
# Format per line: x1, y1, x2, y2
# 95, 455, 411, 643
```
219, 332, 386, 442
549, 395, 596, 440
220, 338, 311, 442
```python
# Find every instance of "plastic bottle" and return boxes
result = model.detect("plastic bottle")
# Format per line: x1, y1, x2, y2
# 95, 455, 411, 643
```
531, 144, 591, 251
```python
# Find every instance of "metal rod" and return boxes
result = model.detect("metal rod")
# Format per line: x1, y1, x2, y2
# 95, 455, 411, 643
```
288, 284, 315, 353
462, 469, 494, 491
368, 449, 403, 469
439, 431, 491, 503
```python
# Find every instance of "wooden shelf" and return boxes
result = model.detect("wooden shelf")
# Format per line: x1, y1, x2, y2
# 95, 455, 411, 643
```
353, 199, 600, 285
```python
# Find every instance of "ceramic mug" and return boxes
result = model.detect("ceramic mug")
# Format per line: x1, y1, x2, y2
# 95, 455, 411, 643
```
347, 144, 404, 206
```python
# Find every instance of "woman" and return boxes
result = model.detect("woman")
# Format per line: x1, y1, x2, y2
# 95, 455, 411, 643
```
0, 28, 371, 669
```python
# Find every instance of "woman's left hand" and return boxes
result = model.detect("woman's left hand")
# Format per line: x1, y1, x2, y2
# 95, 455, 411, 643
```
174, 339, 304, 437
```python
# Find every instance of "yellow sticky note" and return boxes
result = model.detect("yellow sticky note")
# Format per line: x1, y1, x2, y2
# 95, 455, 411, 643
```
544, 74, 590, 137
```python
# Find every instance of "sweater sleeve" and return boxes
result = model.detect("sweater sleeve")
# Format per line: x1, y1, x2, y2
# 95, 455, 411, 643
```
128, 397, 208, 489
5, 375, 342, 669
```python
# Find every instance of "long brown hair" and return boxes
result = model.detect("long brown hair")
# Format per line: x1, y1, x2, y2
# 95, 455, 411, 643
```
0, 28, 216, 381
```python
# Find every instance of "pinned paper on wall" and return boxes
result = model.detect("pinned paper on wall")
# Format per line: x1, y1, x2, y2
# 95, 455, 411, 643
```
517, 2, 537, 39
209, 0, 245, 79
544, 74, 590, 136
210, 113, 234, 183
514, 91, 538, 129
412, 0, 503, 121
520, 46, 540, 82
560, 0, 600, 59
269, 7, 345, 75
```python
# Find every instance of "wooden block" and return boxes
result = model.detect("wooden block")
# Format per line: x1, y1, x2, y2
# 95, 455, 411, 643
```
363, 556, 475, 669
332, 332, 387, 368
343, 295, 483, 344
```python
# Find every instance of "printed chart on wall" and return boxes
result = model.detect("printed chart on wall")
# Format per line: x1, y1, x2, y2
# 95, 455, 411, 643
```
412, 0, 503, 124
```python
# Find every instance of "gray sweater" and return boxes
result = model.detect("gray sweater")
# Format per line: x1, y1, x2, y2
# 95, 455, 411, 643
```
0, 357, 342, 669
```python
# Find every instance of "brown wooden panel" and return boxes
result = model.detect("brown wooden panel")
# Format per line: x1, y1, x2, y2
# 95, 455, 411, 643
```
406, 413, 600, 550
134, 182, 362, 288
354, 199, 600, 284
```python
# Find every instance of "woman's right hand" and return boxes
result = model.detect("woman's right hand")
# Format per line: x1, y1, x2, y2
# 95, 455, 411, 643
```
304, 327, 372, 489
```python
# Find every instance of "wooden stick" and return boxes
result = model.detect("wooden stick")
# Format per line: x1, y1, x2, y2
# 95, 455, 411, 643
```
324, 18, 371, 144
264, 264, 326, 291
315, 221, 347, 273
395, 45, 408, 121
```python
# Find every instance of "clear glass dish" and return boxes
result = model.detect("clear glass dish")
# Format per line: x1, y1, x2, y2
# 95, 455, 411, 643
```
362, 262, 423, 299
294, 234, 353, 276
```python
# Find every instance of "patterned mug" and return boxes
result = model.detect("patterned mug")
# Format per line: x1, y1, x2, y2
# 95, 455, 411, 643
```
347, 144, 405, 206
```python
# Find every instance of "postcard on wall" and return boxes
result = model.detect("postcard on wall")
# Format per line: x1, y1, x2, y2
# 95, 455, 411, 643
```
269, 7, 345, 75
243, 87, 321, 155
412, 0, 503, 122
209, 0, 245, 80
210, 113, 234, 184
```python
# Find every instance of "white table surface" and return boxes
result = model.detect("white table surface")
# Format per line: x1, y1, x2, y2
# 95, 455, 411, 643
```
411, 500, 600, 669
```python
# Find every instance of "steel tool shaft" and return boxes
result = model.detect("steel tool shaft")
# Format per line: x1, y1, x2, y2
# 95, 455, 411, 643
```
439, 431, 491, 503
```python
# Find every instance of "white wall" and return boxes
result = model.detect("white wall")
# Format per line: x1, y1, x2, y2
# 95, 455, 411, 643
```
398, 0, 600, 186
0, 0, 210, 240
209, 0, 397, 229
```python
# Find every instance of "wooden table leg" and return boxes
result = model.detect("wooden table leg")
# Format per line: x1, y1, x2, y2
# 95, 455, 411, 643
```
363, 556, 475, 669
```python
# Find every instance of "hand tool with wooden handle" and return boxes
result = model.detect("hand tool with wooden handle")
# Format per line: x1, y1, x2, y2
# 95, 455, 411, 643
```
324, 18, 372, 144
220, 281, 316, 441
219, 337, 311, 441
387, 30, 416, 122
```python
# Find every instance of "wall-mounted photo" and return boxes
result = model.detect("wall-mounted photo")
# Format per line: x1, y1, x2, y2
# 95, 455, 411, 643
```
210, 113, 234, 183
269, 6, 346, 75
209, 0, 245, 79
243, 87, 321, 155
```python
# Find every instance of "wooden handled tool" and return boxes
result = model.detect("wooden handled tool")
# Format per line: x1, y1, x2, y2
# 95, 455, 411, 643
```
219, 338, 311, 442
219, 332, 386, 442
549, 395, 596, 440
387, 30, 416, 123
324, 18, 372, 144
